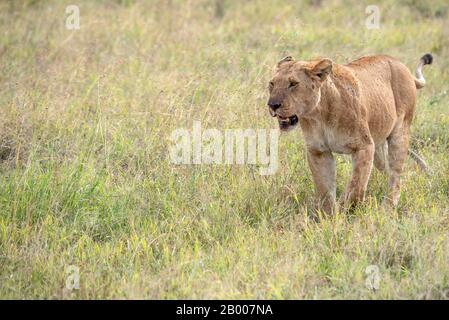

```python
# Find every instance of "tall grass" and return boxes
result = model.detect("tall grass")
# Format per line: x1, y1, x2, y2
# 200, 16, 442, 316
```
0, 0, 448, 299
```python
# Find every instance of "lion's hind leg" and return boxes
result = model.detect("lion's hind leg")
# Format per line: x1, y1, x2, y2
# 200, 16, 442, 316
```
374, 141, 389, 173
384, 120, 410, 207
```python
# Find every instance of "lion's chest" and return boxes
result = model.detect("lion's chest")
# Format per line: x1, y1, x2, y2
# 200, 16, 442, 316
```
303, 124, 357, 155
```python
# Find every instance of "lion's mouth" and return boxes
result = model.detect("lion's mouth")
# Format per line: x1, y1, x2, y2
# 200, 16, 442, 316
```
277, 114, 299, 131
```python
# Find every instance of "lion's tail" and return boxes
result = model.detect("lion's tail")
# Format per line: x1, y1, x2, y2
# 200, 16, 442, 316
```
409, 149, 428, 172
414, 53, 433, 89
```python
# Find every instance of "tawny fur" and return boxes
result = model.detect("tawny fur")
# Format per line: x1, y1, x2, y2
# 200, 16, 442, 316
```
268, 54, 432, 214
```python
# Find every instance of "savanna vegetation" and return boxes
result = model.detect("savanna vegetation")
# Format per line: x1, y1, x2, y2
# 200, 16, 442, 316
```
0, 0, 448, 299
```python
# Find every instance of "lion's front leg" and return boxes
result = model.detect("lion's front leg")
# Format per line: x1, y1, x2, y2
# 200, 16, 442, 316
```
307, 149, 336, 214
342, 143, 375, 208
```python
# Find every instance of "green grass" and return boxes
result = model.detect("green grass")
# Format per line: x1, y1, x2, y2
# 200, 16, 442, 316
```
0, 0, 448, 299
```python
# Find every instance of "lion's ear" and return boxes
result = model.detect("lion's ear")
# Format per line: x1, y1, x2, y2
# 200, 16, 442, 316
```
309, 58, 332, 81
276, 56, 294, 69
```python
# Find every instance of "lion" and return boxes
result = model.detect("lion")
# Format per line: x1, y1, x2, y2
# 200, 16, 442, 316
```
267, 53, 433, 213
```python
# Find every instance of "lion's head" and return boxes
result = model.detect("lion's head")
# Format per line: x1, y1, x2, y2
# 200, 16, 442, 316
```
267, 56, 333, 131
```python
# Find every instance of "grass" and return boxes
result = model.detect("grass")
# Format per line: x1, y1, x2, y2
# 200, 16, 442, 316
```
0, 0, 448, 299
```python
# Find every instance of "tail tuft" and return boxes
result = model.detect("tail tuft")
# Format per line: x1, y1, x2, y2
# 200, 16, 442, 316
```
421, 53, 433, 65
415, 53, 433, 89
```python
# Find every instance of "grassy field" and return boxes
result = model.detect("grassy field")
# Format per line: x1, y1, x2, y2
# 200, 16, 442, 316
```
0, 0, 448, 299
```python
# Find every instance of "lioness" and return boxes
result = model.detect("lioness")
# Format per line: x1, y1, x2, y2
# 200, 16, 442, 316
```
267, 54, 433, 213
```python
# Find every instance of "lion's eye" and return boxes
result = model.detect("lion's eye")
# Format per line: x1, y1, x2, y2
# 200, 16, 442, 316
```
269, 81, 274, 89
289, 81, 298, 88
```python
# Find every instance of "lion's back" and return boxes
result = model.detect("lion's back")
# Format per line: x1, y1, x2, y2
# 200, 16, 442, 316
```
345, 55, 417, 140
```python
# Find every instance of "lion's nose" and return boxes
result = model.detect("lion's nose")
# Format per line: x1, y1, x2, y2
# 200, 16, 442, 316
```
268, 101, 282, 111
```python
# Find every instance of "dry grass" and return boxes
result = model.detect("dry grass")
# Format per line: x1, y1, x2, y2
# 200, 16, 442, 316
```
0, 0, 448, 299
